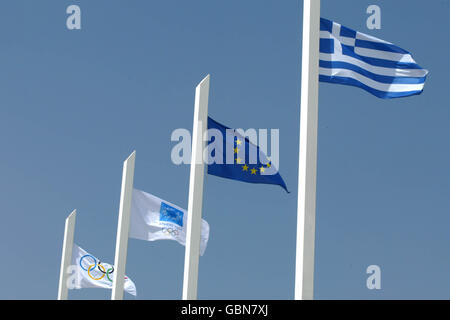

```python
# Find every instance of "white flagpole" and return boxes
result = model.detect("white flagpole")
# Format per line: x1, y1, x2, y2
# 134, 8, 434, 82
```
295, 0, 321, 300
111, 151, 136, 300
58, 210, 76, 300
182, 75, 210, 300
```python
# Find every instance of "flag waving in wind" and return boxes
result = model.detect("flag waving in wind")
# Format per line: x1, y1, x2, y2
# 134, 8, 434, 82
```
130, 189, 210, 256
70, 244, 137, 296
207, 117, 289, 192
319, 18, 428, 99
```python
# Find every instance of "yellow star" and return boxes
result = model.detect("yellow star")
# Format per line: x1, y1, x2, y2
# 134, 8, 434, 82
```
266, 162, 271, 168
242, 164, 249, 171
251, 168, 257, 175
236, 157, 243, 164
234, 147, 239, 154
260, 166, 265, 173
236, 139, 242, 146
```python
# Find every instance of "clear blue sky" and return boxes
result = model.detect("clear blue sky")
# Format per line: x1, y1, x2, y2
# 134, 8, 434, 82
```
0, 0, 448, 299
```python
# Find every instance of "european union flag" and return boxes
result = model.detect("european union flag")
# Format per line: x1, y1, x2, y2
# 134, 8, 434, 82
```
207, 117, 289, 193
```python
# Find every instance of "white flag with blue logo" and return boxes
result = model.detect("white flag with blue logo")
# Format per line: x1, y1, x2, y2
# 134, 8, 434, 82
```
130, 189, 210, 256
70, 244, 137, 296
319, 18, 428, 99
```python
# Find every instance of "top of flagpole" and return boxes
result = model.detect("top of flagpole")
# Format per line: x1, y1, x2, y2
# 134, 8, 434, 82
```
197, 74, 210, 88
67, 210, 76, 220
127, 150, 136, 161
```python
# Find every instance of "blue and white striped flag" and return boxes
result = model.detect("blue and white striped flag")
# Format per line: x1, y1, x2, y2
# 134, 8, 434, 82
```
319, 18, 428, 99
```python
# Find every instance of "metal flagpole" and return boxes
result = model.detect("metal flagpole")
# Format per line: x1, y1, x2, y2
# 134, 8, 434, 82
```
295, 0, 321, 300
111, 151, 136, 300
58, 210, 76, 300
182, 75, 210, 300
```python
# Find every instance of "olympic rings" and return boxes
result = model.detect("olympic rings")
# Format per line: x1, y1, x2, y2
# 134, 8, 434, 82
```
97, 261, 114, 275
80, 254, 96, 271
79, 255, 115, 282
106, 268, 115, 282
162, 228, 179, 236
88, 264, 106, 281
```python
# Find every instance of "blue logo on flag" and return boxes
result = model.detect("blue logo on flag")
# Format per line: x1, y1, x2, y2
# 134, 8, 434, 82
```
159, 202, 183, 227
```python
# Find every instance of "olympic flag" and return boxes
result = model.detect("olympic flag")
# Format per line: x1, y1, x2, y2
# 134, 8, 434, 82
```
70, 244, 137, 296
130, 189, 210, 255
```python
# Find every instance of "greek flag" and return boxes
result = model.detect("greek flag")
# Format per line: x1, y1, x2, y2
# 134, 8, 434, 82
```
319, 18, 428, 99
